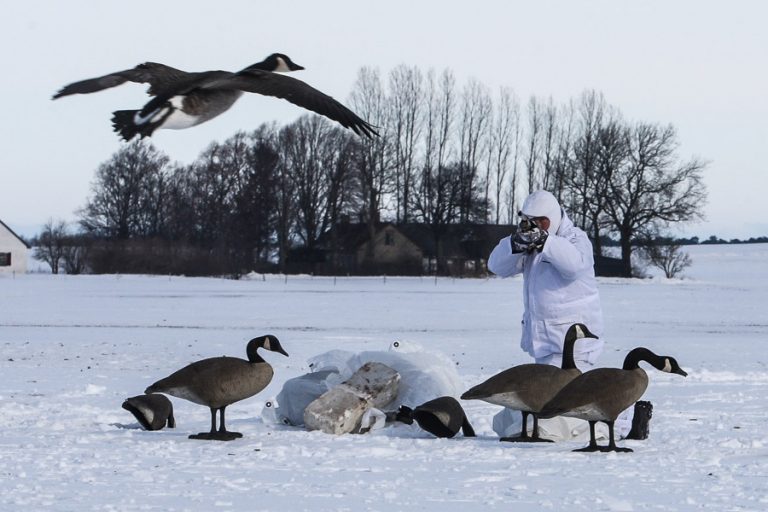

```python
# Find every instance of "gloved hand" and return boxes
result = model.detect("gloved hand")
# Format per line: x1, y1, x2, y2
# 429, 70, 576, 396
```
511, 226, 548, 254
527, 228, 548, 252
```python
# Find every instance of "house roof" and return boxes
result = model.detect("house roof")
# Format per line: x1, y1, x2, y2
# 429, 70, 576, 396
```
0, 219, 31, 249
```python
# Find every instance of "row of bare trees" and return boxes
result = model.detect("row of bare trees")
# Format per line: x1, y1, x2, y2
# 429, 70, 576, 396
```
38, 65, 706, 276
348, 67, 706, 276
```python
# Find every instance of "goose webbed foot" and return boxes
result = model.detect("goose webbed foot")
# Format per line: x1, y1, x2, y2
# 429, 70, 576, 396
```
600, 445, 633, 453
501, 413, 553, 442
573, 444, 602, 452
188, 406, 242, 440
500, 435, 554, 443
189, 431, 242, 441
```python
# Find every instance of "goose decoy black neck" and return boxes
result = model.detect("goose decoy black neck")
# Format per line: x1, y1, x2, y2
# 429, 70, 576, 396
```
623, 347, 688, 376
561, 323, 598, 370
246, 334, 289, 363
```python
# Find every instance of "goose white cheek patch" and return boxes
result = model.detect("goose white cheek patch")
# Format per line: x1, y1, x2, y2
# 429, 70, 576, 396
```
663, 359, 673, 373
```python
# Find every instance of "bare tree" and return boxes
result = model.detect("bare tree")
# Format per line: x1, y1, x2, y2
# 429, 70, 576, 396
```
562, 90, 607, 232
504, 96, 524, 224
639, 238, 693, 278
61, 233, 92, 275
539, 98, 560, 192
488, 87, 519, 223
79, 141, 170, 239
523, 96, 543, 194
349, 67, 393, 263
602, 122, 708, 276
34, 218, 68, 274
457, 78, 491, 222
388, 65, 423, 223
412, 69, 461, 273
281, 116, 357, 252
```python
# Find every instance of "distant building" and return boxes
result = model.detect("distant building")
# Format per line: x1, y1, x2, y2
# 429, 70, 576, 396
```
288, 221, 624, 277
290, 222, 514, 277
0, 219, 30, 274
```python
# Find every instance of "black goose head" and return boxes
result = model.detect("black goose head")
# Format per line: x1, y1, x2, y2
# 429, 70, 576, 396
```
623, 347, 688, 376
247, 53, 304, 73
246, 334, 289, 362
561, 323, 599, 369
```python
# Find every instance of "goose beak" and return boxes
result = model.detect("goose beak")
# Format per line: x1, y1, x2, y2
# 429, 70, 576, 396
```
277, 346, 289, 357
674, 368, 688, 377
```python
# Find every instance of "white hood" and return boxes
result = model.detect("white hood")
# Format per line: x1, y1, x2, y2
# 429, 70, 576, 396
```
520, 190, 563, 234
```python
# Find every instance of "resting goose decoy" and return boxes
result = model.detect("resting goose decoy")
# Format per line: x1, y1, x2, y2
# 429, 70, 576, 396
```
538, 347, 687, 453
145, 334, 288, 441
461, 323, 597, 442
52, 53, 378, 140
395, 396, 476, 439
122, 393, 175, 431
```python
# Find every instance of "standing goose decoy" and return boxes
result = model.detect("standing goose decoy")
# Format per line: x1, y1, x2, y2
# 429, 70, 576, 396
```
461, 323, 598, 443
145, 334, 288, 441
52, 53, 378, 140
122, 393, 175, 431
394, 396, 476, 439
538, 347, 687, 453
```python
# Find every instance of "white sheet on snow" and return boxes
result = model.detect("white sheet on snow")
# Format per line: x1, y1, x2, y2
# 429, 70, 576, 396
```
262, 339, 464, 428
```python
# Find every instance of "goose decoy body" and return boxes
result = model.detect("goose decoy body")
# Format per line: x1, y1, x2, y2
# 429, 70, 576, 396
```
122, 393, 175, 431
461, 323, 597, 442
538, 347, 687, 453
396, 396, 476, 438
53, 53, 378, 140
145, 334, 288, 441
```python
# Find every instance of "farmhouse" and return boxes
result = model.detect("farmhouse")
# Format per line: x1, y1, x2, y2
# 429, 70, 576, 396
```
288, 221, 624, 277
290, 222, 516, 277
0, 219, 30, 274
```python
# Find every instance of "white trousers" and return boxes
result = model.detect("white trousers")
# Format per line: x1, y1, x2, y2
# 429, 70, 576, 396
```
492, 351, 634, 441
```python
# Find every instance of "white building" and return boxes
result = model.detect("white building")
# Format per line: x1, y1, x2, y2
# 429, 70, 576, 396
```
0, 219, 30, 274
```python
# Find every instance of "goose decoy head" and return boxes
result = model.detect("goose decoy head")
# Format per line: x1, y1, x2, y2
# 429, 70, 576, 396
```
249, 53, 305, 73
246, 334, 289, 361
660, 356, 688, 377
566, 323, 599, 342
624, 347, 688, 377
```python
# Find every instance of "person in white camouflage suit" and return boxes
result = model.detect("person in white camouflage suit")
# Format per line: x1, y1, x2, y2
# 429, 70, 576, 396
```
487, 190, 650, 441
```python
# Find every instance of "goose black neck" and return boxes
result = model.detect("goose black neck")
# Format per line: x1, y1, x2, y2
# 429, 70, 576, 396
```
246, 343, 266, 364
561, 333, 578, 370
622, 347, 657, 370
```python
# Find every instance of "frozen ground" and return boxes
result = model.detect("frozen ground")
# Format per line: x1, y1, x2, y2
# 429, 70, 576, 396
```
1, 244, 767, 511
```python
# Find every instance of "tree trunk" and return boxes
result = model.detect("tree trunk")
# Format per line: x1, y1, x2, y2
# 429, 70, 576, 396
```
619, 229, 633, 277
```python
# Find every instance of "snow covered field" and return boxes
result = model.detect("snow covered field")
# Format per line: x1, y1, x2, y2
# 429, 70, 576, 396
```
2, 244, 767, 511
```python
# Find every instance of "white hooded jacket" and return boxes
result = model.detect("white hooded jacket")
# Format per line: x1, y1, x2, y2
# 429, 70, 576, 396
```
488, 208, 604, 361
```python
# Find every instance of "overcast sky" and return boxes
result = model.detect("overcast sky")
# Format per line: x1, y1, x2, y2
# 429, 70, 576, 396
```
2, 0, 766, 240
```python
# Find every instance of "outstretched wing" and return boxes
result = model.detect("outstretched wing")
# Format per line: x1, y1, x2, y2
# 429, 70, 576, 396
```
201, 69, 379, 138
52, 62, 190, 99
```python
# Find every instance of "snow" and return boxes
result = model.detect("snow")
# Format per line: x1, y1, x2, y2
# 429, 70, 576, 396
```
2, 243, 768, 511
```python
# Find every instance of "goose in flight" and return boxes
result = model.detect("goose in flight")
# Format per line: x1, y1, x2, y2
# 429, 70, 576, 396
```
53, 53, 377, 140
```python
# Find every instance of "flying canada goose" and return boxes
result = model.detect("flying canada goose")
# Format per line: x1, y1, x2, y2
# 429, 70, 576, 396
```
395, 396, 476, 438
122, 393, 175, 431
538, 347, 687, 452
145, 334, 288, 441
461, 323, 597, 442
52, 53, 377, 140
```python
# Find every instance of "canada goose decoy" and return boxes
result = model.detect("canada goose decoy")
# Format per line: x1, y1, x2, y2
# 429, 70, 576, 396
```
395, 396, 476, 438
53, 53, 378, 140
145, 334, 288, 441
122, 393, 175, 431
461, 323, 597, 443
538, 347, 687, 453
